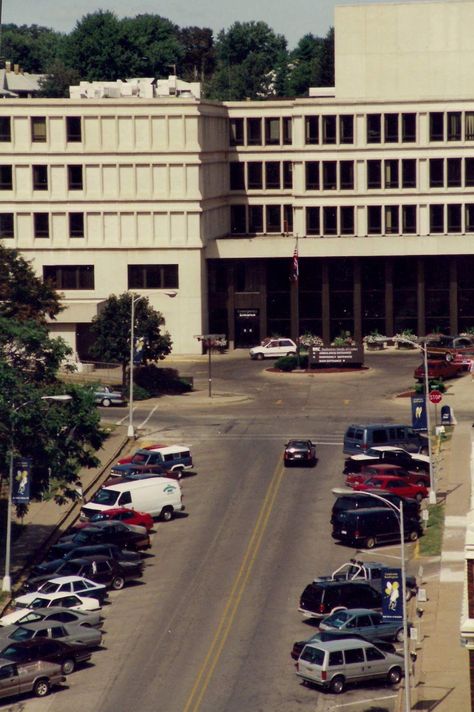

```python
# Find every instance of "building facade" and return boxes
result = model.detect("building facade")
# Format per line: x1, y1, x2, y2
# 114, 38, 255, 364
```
1, 1, 474, 355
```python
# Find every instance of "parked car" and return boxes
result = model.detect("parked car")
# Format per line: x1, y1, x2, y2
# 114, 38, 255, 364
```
343, 423, 427, 455
345, 463, 430, 488
81, 478, 184, 522
0, 620, 102, 649
291, 630, 396, 661
93, 385, 126, 407
40, 543, 141, 567
313, 560, 417, 599
28, 577, 107, 605
331, 492, 420, 525
0, 658, 65, 699
109, 445, 192, 479
283, 440, 317, 466
116, 443, 166, 464
24, 555, 144, 594
0, 638, 93, 675
249, 337, 297, 360
351, 475, 428, 502
12, 592, 101, 613
295, 637, 404, 693
319, 608, 406, 642
344, 446, 430, 474
73, 507, 154, 532
49, 521, 150, 559
0, 606, 103, 629
332, 507, 423, 549
298, 580, 381, 620
414, 359, 463, 382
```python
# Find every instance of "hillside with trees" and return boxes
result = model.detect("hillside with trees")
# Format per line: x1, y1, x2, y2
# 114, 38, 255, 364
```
2, 13, 334, 99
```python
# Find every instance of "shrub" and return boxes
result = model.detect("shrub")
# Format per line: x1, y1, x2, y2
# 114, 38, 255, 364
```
414, 379, 446, 394
134, 364, 192, 395
124, 384, 150, 401
275, 355, 297, 371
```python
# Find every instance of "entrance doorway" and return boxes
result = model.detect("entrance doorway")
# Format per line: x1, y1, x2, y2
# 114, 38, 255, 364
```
235, 309, 260, 347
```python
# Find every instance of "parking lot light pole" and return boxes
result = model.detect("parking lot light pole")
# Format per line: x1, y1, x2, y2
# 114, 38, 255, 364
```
332, 486, 411, 712
128, 295, 144, 439
399, 337, 436, 504
3, 394, 72, 593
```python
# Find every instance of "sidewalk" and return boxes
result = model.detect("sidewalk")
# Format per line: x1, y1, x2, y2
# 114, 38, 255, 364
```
406, 376, 472, 710
1, 428, 128, 596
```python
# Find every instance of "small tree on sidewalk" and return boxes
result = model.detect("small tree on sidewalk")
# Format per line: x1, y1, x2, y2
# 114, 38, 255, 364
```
89, 293, 172, 388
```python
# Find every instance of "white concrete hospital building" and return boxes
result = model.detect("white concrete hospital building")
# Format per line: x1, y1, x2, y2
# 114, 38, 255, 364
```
2, 0, 474, 355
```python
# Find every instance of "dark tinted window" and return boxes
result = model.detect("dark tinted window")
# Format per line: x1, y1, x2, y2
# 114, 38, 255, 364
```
372, 429, 388, 444
328, 651, 344, 665
301, 646, 325, 664
366, 646, 385, 661
344, 648, 365, 664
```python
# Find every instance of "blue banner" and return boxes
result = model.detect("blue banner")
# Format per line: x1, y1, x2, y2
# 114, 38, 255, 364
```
12, 457, 32, 504
382, 568, 404, 621
411, 395, 427, 431
133, 337, 146, 365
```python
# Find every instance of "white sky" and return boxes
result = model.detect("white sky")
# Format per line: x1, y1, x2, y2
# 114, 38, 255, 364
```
3, 0, 396, 48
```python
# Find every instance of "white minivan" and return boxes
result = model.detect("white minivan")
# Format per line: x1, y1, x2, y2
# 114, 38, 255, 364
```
81, 478, 184, 522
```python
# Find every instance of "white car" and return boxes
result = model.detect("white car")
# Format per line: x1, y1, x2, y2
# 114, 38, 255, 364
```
249, 337, 297, 360
12, 592, 101, 613
34, 576, 107, 605
349, 445, 430, 465
0, 606, 103, 629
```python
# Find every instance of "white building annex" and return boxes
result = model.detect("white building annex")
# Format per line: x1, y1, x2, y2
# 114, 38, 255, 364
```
1, 0, 474, 356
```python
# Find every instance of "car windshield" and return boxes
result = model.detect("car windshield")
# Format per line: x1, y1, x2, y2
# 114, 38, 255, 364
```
58, 563, 81, 576
326, 611, 350, 628
40, 583, 59, 594
29, 598, 49, 609
130, 454, 147, 464
10, 627, 34, 641
289, 441, 308, 449
91, 489, 119, 506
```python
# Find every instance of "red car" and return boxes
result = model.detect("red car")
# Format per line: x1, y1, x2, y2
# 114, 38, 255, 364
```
414, 359, 463, 382
352, 475, 428, 503
117, 444, 166, 465
346, 463, 430, 488
74, 507, 154, 532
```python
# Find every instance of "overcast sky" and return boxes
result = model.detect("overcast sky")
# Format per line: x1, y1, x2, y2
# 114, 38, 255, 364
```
3, 0, 394, 48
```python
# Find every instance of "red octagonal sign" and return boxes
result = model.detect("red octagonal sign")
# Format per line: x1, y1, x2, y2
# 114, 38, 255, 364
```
429, 389, 443, 404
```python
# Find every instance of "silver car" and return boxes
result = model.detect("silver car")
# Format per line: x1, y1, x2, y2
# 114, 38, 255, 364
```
0, 620, 102, 649
0, 657, 65, 699
94, 385, 126, 407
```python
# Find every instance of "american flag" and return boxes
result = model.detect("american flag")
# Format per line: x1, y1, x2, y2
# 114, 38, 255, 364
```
290, 246, 299, 282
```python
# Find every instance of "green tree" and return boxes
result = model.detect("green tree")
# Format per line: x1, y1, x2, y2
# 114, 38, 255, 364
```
179, 26, 215, 82
287, 34, 325, 97
208, 21, 288, 100
119, 14, 183, 78
38, 60, 81, 98
1, 23, 65, 73
89, 293, 172, 388
64, 11, 126, 81
0, 245, 62, 323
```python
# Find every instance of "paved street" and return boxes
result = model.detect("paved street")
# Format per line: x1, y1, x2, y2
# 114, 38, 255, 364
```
7, 349, 460, 712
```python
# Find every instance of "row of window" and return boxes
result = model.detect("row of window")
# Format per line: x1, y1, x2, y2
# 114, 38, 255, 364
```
229, 203, 474, 236
0, 116, 81, 143
230, 162, 293, 190
0, 164, 83, 191
429, 158, 474, 188
43, 264, 179, 290
0, 213, 85, 239
229, 117, 292, 147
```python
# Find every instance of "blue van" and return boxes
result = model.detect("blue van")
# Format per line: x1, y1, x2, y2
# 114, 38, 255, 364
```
343, 424, 426, 455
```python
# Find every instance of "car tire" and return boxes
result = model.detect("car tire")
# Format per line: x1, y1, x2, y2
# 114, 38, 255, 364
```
286, 352, 294, 357
257, 353, 264, 360
174, 467, 183, 480
112, 575, 125, 591
415, 493, 424, 503
395, 628, 404, 643
408, 529, 419, 542
365, 536, 376, 549
62, 658, 76, 675
161, 506, 173, 522
416, 479, 426, 487
330, 675, 345, 694
34, 678, 51, 697
387, 666, 402, 685
101, 398, 111, 407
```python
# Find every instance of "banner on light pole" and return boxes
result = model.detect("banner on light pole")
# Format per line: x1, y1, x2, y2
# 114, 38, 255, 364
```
12, 457, 32, 504
382, 568, 404, 621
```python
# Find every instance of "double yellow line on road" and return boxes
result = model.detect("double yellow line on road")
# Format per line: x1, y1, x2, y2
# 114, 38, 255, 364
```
183, 460, 286, 712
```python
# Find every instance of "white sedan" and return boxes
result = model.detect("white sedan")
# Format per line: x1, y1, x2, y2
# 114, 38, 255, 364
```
11, 591, 101, 614
249, 337, 297, 360
34, 576, 107, 604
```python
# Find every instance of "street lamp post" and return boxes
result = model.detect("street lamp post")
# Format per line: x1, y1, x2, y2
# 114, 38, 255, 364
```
400, 337, 436, 504
2, 394, 72, 593
128, 295, 144, 439
332, 486, 411, 711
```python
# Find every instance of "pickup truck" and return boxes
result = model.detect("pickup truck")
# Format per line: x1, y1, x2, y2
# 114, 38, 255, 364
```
313, 559, 418, 600
110, 450, 171, 478
344, 446, 430, 475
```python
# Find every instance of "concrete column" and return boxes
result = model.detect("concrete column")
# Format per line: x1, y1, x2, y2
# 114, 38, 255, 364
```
417, 258, 426, 336
322, 262, 330, 344
385, 259, 394, 336
260, 261, 267, 341
353, 259, 362, 344
227, 264, 235, 347
450, 257, 458, 335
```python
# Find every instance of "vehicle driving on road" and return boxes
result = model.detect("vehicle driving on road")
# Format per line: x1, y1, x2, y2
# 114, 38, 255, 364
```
283, 440, 317, 466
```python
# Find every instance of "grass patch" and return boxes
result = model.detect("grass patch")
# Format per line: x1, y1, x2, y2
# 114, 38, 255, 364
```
419, 503, 445, 556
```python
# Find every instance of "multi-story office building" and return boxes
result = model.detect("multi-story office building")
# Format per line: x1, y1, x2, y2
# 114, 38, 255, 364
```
1, 0, 474, 355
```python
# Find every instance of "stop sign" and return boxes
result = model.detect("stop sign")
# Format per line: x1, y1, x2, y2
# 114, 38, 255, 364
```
429, 389, 443, 404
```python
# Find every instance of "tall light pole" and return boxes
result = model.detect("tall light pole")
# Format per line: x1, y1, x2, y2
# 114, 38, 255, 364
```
399, 337, 436, 504
332, 486, 411, 712
3, 394, 72, 593
128, 295, 144, 439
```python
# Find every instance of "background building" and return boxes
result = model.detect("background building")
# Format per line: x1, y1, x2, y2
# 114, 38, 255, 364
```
1, 1, 474, 356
